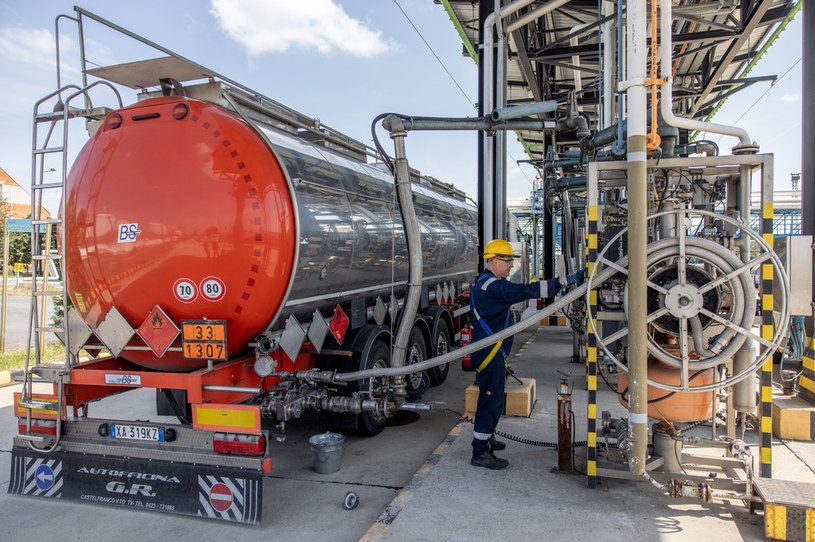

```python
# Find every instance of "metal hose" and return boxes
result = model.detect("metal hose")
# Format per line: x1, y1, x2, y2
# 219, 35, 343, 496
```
330, 266, 617, 382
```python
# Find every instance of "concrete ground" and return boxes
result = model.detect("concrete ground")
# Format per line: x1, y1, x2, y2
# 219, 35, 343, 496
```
363, 325, 815, 542
1, 324, 813, 541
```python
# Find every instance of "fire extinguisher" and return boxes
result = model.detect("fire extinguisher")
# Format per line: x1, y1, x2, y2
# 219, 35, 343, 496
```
460, 324, 475, 372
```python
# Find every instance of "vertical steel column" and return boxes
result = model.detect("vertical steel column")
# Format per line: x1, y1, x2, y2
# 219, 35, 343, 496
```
803, 0, 815, 336
585, 161, 599, 489
477, 0, 491, 266
759, 155, 775, 478
625, 0, 649, 477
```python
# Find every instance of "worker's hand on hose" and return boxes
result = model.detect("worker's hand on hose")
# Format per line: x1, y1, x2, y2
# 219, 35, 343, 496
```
564, 268, 587, 287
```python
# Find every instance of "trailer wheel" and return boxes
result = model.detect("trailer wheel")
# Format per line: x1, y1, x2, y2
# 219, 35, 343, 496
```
357, 339, 390, 436
405, 327, 429, 401
428, 318, 452, 386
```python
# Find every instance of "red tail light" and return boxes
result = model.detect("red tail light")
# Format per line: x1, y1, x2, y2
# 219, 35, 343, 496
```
213, 432, 266, 456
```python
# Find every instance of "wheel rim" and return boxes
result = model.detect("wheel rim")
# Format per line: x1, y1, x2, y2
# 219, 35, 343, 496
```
406, 341, 425, 390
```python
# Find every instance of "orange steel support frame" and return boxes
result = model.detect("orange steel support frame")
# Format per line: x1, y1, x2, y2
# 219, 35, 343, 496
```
61, 355, 269, 415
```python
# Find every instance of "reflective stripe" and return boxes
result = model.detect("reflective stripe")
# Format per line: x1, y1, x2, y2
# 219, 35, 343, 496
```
473, 431, 492, 441
472, 306, 481, 320
481, 277, 497, 291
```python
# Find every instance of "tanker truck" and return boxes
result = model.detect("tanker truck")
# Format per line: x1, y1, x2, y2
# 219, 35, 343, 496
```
12, 8, 479, 523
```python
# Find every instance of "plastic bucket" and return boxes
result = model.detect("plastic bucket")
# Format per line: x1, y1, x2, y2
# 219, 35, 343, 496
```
308, 432, 345, 474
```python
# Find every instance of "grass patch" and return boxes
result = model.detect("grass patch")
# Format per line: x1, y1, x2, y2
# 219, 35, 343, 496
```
0, 342, 67, 373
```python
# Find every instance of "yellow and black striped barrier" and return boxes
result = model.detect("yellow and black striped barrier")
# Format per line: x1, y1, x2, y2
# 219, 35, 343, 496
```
756, 477, 815, 542
585, 203, 598, 489
801, 337, 815, 404
760, 201, 775, 478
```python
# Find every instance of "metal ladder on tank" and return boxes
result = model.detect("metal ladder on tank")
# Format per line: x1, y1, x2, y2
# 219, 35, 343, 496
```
17, 83, 121, 451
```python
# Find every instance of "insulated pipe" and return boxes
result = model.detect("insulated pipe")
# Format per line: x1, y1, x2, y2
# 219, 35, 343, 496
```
495, 0, 507, 240
611, 0, 626, 155
482, 0, 573, 240
399, 116, 557, 132
557, 115, 591, 138
732, 154, 758, 413
625, 0, 649, 478
658, 0, 753, 148
491, 100, 559, 121
482, 0, 536, 243
505, 0, 572, 34
601, 0, 615, 129
382, 115, 420, 399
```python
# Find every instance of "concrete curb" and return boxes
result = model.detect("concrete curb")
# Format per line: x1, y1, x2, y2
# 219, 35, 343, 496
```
359, 420, 468, 542
0, 370, 11, 386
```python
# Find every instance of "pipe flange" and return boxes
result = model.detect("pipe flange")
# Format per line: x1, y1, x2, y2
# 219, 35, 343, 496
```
663, 284, 704, 319
731, 142, 760, 155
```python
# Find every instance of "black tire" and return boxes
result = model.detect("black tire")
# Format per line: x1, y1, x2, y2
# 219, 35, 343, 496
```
428, 318, 452, 386
356, 340, 390, 436
405, 327, 430, 401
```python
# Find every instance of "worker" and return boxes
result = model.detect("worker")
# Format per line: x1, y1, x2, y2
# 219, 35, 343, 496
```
469, 239, 585, 470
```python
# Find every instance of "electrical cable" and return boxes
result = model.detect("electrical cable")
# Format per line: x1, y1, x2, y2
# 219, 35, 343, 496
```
392, 0, 476, 110
711, 57, 802, 144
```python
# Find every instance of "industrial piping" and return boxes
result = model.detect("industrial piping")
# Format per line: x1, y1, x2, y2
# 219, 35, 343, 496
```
481, 0, 573, 241
658, 0, 755, 150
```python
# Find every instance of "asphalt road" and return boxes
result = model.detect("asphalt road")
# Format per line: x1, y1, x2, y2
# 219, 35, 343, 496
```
0, 295, 55, 351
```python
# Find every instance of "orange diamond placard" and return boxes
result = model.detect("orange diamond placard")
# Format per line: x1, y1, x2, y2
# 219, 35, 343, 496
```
137, 305, 180, 358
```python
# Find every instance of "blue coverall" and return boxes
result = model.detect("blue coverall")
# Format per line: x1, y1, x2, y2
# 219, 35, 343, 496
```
470, 270, 561, 458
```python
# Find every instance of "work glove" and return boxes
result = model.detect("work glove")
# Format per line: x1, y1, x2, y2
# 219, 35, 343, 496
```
564, 268, 587, 287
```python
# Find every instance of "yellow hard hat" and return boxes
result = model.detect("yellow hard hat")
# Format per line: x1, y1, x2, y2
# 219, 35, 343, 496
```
483, 239, 517, 259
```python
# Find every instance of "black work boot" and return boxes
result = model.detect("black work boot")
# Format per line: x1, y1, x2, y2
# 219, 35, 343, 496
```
488, 436, 506, 451
471, 450, 509, 470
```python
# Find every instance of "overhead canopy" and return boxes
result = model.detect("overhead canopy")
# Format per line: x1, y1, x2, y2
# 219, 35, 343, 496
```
440, 0, 797, 164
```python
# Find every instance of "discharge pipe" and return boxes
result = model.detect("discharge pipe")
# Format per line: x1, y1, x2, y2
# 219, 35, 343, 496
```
658, 0, 756, 151
381, 115, 419, 399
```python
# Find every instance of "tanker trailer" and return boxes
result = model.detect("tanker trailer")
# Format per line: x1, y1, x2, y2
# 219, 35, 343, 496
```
13, 72, 479, 522
60, 81, 478, 430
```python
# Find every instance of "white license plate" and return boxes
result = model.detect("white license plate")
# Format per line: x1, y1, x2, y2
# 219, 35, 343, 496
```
110, 424, 164, 442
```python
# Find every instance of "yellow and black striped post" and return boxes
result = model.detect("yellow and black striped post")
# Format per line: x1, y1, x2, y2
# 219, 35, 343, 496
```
585, 165, 599, 489
760, 173, 775, 478
802, 337, 815, 404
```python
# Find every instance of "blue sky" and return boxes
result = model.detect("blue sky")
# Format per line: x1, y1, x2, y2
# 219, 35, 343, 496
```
0, 0, 804, 215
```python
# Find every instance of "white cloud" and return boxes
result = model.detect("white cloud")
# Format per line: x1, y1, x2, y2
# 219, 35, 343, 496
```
779, 93, 801, 103
210, 0, 394, 57
0, 26, 75, 69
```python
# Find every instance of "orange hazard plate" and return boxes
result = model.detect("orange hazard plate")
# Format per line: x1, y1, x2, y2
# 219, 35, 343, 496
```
181, 320, 228, 361
192, 404, 261, 434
